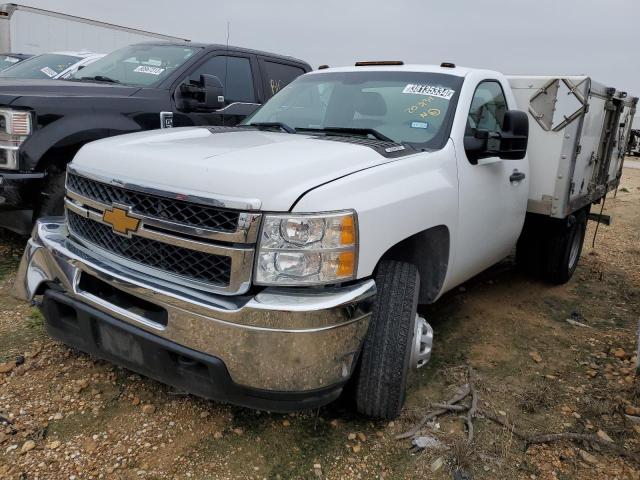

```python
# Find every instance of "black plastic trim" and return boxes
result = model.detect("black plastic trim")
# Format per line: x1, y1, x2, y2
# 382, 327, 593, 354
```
312, 135, 416, 159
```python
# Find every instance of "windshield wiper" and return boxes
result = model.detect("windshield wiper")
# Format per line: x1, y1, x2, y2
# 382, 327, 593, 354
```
299, 126, 395, 143
79, 75, 121, 84
246, 122, 296, 134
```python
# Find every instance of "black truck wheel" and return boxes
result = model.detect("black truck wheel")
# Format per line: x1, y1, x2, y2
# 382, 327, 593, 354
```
515, 214, 544, 277
353, 260, 419, 419
34, 168, 66, 220
544, 209, 587, 284
516, 209, 588, 285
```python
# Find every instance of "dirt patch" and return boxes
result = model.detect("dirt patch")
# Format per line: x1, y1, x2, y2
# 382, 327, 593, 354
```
1, 165, 639, 479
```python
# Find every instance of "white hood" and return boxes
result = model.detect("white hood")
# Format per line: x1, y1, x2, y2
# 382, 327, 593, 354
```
72, 127, 412, 211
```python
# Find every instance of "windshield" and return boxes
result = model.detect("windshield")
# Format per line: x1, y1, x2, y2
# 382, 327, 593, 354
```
0, 54, 80, 79
244, 71, 463, 149
0, 55, 23, 71
71, 44, 200, 86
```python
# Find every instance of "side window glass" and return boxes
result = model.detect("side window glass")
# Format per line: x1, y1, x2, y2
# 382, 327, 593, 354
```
187, 55, 256, 104
261, 60, 305, 99
466, 81, 507, 136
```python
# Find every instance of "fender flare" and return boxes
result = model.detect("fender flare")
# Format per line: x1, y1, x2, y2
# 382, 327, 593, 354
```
377, 225, 450, 304
21, 113, 143, 170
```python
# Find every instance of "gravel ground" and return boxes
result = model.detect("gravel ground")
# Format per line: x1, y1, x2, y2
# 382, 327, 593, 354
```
0, 163, 639, 479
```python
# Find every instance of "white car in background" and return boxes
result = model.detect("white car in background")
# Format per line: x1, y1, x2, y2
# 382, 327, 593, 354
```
0, 51, 105, 80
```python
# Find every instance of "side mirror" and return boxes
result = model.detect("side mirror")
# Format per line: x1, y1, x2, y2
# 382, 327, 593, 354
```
463, 129, 500, 163
499, 110, 529, 160
200, 74, 225, 110
179, 74, 225, 111
464, 110, 529, 162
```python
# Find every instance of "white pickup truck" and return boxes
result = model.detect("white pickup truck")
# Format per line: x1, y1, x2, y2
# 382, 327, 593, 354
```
15, 62, 637, 418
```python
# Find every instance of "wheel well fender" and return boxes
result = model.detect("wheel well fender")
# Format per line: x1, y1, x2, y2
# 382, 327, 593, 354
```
22, 113, 142, 171
377, 225, 450, 304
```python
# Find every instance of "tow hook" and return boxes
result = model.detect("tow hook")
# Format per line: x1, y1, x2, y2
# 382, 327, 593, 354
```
410, 314, 433, 369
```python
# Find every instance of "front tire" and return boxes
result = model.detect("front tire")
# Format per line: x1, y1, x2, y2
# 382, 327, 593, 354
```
353, 260, 420, 419
34, 168, 66, 220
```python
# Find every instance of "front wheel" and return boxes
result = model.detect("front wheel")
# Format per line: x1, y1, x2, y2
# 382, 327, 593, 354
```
352, 260, 420, 419
33, 168, 66, 221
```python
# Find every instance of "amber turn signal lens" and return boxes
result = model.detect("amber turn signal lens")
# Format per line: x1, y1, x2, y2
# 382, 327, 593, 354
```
336, 251, 355, 277
340, 216, 355, 245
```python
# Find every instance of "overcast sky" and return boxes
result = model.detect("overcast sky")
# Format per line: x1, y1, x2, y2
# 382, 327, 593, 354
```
19, 0, 640, 99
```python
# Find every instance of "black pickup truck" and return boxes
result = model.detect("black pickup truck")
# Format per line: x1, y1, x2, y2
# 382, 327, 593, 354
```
0, 42, 311, 233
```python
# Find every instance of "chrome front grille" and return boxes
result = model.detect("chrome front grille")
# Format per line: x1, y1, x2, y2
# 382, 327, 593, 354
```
68, 211, 232, 286
67, 172, 240, 233
64, 166, 260, 295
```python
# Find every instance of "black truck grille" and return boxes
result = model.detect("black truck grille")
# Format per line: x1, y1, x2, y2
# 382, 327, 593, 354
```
67, 211, 232, 286
66, 173, 240, 232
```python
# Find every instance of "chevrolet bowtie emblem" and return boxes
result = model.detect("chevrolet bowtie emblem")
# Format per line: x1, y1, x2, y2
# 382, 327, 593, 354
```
103, 206, 140, 236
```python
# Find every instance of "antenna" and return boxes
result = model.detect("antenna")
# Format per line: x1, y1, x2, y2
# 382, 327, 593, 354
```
222, 20, 230, 126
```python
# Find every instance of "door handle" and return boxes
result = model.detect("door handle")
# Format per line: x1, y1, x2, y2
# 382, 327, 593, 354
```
509, 170, 526, 183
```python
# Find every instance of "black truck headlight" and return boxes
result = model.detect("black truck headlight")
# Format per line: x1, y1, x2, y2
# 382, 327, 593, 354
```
0, 109, 32, 170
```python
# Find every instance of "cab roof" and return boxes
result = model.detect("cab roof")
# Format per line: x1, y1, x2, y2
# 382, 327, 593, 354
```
48, 51, 105, 58
131, 41, 311, 68
307, 64, 487, 78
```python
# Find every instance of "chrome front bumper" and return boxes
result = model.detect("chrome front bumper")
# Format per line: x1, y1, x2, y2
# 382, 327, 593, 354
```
15, 219, 375, 392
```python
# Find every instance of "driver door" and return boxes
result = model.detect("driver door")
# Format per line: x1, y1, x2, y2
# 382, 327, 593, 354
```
172, 53, 262, 127
453, 80, 529, 280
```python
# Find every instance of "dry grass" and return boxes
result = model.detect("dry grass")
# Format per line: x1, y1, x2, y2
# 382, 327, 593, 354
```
577, 394, 617, 420
518, 382, 556, 414
449, 437, 476, 472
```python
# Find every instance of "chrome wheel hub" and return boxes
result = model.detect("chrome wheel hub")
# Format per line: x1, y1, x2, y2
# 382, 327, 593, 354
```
410, 314, 433, 369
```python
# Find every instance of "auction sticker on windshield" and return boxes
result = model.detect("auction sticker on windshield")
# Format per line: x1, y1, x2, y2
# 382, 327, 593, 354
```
133, 66, 165, 75
402, 84, 455, 100
40, 67, 57, 78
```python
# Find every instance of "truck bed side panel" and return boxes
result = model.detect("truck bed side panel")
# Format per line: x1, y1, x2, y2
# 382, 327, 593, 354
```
507, 75, 637, 218
570, 91, 607, 207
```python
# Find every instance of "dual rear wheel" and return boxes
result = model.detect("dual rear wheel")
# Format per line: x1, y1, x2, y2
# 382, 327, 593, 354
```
516, 209, 588, 284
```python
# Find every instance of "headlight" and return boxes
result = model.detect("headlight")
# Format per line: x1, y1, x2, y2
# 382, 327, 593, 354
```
255, 211, 358, 286
0, 109, 32, 136
0, 109, 32, 170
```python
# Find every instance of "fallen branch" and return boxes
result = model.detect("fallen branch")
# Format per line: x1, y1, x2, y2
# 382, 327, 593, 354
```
396, 384, 470, 440
431, 403, 468, 412
527, 432, 605, 446
465, 367, 478, 444
477, 409, 527, 440
478, 409, 633, 456
399, 371, 636, 459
